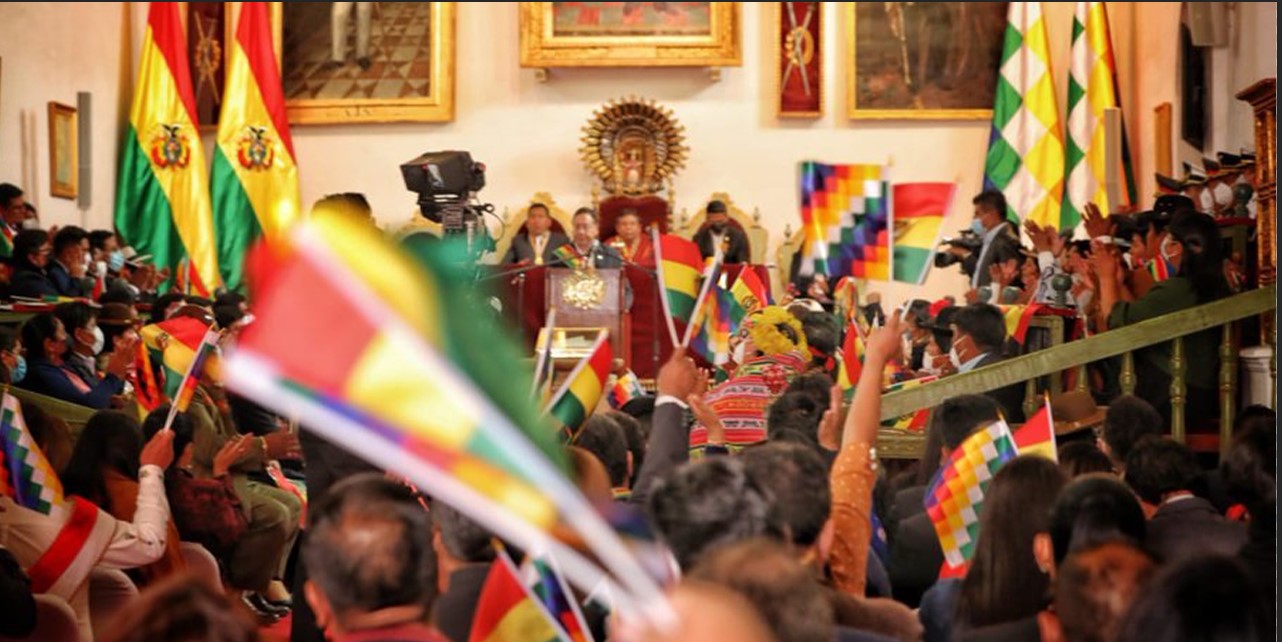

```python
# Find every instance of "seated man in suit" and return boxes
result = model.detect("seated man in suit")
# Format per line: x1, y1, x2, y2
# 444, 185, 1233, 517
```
48, 226, 93, 298
694, 200, 750, 264
566, 208, 623, 269
949, 303, 1026, 422
604, 208, 655, 267
502, 202, 570, 266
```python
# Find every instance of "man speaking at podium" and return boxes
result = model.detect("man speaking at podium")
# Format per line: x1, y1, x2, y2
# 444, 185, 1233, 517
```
565, 207, 623, 269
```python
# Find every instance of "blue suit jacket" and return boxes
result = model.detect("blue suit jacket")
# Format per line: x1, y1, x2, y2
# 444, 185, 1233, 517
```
47, 262, 90, 298
20, 358, 123, 409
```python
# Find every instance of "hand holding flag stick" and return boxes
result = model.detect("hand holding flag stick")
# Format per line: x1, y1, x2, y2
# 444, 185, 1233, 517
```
161, 326, 222, 432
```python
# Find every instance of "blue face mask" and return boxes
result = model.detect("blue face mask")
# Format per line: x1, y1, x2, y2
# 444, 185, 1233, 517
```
971, 218, 988, 235
108, 250, 126, 272
11, 355, 26, 383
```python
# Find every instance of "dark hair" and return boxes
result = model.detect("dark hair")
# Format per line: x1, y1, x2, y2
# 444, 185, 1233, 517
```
973, 190, 1008, 218
141, 405, 194, 466
0, 183, 23, 207
527, 202, 550, 216
647, 457, 781, 570
98, 574, 261, 642
1166, 209, 1229, 303
904, 299, 932, 327
572, 207, 598, 223
1123, 437, 1200, 505
19, 313, 63, 361
53, 301, 97, 337
952, 303, 1006, 352
61, 411, 144, 507
99, 287, 138, 307
1101, 396, 1163, 466
917, 394, 1001, 484
606, 411, 646, 488
689, 539, 835, 642
765, 391, 823, 445
1220, 409, 1276, 510
215, 291, 246, 310
304, 474, 437, 618
573, 415, 629, 488
315, 192, 372, 216
12, 229, 49, 270
0, 325, 17, 356
22, 401, 72, 475
800, 313, 838, 371
213, 304, 246, 330
150, 293, 189, 325
1115, 555, 1270, 642
52, 226, 88, 257
783, 372, 833, 417
739, 442, 831, 547
617, 208, 640, 221
88, 230, 116, 252
958, 456, 1067, 628
1055, 542, 1155, 642
1048, 475, 1146, 565
1058, 441, 1115, 478
927, 306, 958, 353
430, 499, 495, 563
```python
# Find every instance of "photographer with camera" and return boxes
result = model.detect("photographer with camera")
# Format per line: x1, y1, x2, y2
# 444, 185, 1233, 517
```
936, 190, 1022, 303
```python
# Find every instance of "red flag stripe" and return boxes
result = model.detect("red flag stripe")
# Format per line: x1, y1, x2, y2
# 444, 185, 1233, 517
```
146, 2, 200, 125
236, 1, 295, 155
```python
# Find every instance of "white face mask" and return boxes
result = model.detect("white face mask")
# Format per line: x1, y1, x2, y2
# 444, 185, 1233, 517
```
1213, 182, 1234, 207
732, 339, 747, 364
1198, 188, 1214, 212
1159, 237, 1179, 263
20, 218, 39, 230
948, 346, 963, 370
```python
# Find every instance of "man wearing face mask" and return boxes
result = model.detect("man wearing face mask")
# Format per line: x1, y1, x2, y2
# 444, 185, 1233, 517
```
694, 200, 751, 264
47, 226, 93, 298
52, 302, 108, 387
955, 191, 1022, 298
948, 303, 1025, 422
0, 327, 26, 385
17, 312, 133, 409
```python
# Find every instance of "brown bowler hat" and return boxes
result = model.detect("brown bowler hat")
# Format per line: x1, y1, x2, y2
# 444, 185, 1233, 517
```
1050, 390, 1107, 436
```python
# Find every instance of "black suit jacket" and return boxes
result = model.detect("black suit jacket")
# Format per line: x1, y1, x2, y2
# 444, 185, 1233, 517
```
502, 232, 571, 265
578, 243, 623, 269
888, 511, 944, 608
964, 224, 1022, 288
973, 352, 1027, 423
1147, 497, 1247, 563
433, 564, 494, 642
693, 225, 751, 264
48, 261, 91, 298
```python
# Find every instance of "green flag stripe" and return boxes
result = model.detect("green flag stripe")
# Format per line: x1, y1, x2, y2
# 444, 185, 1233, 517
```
210, 149, 265, 293
666, 291, 697, 321
114, 126, 187, 287
893, 247, 932, 284
550, 394, 588, 433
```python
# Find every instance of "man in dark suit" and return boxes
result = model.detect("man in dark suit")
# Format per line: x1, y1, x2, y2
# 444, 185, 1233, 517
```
430, 501, 496, 642
693, 200, 751, 264
949, 303, 1026, 422
947, 190, 1021, 300
567, 207, 623, 269
1124, 437, 1247, 562
48, 226, 92, 298
501, 203, 570, 266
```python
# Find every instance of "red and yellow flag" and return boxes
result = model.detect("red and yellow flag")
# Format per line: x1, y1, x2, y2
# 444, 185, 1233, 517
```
115, 1, 220, 295
212, 1, 301, 292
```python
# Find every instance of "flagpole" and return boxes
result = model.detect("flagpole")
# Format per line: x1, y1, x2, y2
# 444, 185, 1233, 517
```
680, 257, 722, 350
651, 227, 682, 349
530, 308, 557, 397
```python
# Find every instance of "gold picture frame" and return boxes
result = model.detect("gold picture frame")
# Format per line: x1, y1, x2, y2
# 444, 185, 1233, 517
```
845, 2, 1006, 120
48, 102, 78, 200
520, 2, 741, 68
274, 1, 456, 124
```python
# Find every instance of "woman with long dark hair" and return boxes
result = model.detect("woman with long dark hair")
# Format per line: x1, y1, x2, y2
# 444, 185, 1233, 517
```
918, 455, 1068, 640
1094, 208, 1229, 424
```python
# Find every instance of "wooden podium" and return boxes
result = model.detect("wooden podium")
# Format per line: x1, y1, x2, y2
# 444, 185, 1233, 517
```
546, 268, 630, 366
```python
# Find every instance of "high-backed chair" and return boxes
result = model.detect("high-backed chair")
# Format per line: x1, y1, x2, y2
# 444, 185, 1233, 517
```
775, 225, 807, 299
596, 193, 672, 242
676, 192, 770, 265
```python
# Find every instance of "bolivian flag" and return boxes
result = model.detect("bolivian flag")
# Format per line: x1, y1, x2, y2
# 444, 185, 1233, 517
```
728, 267, 770, 325
653, 229, 704, 348
470, 552, 567, 642
115, 2, 220, 295
547, 332, 612, 438
212, 1, 300, 292
139, 315, 223, 397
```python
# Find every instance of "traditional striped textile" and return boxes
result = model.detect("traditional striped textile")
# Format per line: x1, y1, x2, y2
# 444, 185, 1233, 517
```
551, 245, 586, 270
892, 182, 955, 284
212, 0, 301, 292
799, 162, 891, 280
687, 352, 809, 453
470, 551, 567, 642
547, 332, 612, 438
1063, 1, 1137, 233
984, 1, 1065, 229
924, 420, 1018, 571
115, 1, 220, 295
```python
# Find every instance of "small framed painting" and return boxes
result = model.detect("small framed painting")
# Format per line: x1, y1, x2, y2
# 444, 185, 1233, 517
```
520, 2, 741, 67
776, 2, 823, 117
48, 102, 78, 200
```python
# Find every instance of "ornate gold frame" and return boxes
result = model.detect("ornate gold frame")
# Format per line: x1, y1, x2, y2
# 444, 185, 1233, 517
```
844, 3, 992, 120
270, 1, 456, 124
48, 102, 78, 200
520, 2, 741, 68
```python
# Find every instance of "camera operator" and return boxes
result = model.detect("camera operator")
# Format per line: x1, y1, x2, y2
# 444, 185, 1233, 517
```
937, 190, 1022, 302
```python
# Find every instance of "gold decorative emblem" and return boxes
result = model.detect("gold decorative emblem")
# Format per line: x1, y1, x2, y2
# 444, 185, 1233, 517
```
580, 97, 688, 196
150, 124, 192, 169
236, 126, 275, 171
561, 269, 606, 309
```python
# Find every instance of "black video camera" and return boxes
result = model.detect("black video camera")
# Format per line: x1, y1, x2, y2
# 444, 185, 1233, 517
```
401, 150, 489, 234
934, 230, 984, 269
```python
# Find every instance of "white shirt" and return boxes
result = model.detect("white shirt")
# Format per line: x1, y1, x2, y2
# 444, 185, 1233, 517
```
958, 351, 991, 373
531, 233, 549, 265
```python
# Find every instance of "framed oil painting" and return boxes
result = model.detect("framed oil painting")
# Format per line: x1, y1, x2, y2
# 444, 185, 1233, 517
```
520, 2, 741, 67
846, 2, 1007, 119
276, 1, 456, 124
48, 102, 77, 200
775, 2, 822, 117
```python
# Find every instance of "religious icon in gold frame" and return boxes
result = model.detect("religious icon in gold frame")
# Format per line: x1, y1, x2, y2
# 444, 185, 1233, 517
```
520, 2, 741, 68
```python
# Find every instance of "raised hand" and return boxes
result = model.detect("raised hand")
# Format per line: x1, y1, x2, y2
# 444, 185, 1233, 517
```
213, 436, 254, 476
1082, 202, 1112, 240
139, 427, 175, 470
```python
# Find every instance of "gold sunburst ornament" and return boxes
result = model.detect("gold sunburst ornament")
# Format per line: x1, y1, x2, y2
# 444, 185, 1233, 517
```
580, 97, 689, 196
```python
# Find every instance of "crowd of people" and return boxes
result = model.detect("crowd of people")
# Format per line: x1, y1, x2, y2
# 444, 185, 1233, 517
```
0, 178, 1273, 642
